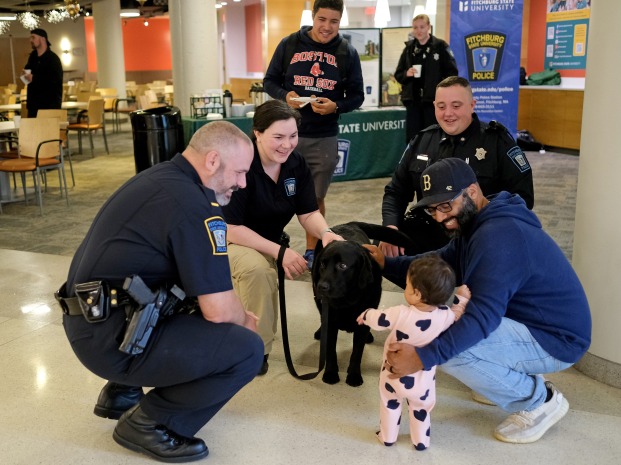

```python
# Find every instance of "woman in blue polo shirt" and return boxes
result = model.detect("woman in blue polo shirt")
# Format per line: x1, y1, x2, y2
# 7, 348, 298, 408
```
222, 100, 342, 375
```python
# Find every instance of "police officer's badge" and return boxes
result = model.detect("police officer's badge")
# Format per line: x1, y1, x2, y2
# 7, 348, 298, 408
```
434, 53, 440, 61
205, 216, 228, 255
475, 147, 487, 161
284, 178, 296, 197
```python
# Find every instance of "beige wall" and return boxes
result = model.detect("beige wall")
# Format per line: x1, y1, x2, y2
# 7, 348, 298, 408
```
265, 0, 306, 72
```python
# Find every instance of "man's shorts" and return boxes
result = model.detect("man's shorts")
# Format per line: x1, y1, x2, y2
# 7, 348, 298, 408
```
296, 136, 338, 198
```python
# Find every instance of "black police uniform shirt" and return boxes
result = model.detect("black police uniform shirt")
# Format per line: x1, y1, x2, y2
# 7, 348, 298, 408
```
222, 145, 318, 244
66, 154, 232, 297
382, 113, 534, 228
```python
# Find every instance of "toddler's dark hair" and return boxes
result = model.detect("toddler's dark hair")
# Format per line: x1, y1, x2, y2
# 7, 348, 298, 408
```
407, 254, 456, 306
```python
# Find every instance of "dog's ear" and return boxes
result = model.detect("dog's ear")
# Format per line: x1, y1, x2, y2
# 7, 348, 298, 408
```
357, 247, 376, 289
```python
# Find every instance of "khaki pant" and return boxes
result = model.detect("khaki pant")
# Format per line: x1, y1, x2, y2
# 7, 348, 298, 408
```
228, 244, 278, 355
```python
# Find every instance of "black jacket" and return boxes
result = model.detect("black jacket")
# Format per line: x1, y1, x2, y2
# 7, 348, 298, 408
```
382, 114, 534, 228
25, 48, 63, 116
394, 35, 458, 103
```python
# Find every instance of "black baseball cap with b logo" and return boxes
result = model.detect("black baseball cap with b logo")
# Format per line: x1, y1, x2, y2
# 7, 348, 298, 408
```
413, 158, 478, 209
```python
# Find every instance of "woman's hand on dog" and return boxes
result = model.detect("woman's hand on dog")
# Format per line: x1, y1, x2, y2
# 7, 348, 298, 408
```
281, 248, 309, 280
362, 244, 385, 269
320, 230, 345, 247
385, 342, 423, 377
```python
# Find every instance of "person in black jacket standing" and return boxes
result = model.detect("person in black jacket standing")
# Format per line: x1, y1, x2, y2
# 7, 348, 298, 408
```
379, 76, 534, 258
394, 14, 458, 144
263, 0, 364, 269
23, 28, 63, 118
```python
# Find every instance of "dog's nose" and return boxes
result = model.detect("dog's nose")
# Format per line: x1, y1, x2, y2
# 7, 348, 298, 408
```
318, 281, 330, 293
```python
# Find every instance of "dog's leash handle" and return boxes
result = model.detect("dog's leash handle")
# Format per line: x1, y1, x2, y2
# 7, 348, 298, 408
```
277, 243, 327, 380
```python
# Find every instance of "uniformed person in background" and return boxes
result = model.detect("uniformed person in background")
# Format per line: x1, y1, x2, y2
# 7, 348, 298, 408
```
380, 76, 534, 257
57, 121, 263, 462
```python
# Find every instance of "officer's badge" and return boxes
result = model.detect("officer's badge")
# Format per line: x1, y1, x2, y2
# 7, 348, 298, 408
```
284, 178, 296, 196
205, 216, 228, 255
434, 53, 440, 61
475, 147, 487, 161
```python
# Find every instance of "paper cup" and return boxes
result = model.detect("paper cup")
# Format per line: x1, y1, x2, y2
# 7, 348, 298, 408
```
412, 64, 422, 77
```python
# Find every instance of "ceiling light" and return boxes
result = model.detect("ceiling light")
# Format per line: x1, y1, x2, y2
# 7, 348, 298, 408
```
0, 14, 16, 21
374, 0, 391, 28
120, 9, 141, 17
340, 5, 349, 27
300, 1, 312, 27
0, 21, 10, 34
18, 12, 40, 30
46, 9, 69, 24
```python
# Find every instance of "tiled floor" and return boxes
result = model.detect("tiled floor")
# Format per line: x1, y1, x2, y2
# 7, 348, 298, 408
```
1, 130, 620, 464
1, 248, 620, 464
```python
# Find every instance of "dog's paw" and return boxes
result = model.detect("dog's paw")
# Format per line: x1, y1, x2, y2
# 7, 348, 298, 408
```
346, 373, 364, 387
322, 371, 340, 384
365, 332, 374, 344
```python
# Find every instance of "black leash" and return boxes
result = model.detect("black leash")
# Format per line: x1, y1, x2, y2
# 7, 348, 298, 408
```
277, 244, 328, 380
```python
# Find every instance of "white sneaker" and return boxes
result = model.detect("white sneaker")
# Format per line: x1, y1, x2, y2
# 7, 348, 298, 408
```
494, 381, 569, 444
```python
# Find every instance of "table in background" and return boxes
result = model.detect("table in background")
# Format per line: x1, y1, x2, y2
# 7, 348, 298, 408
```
0, 101, 88, 113
182, 108, 406, 182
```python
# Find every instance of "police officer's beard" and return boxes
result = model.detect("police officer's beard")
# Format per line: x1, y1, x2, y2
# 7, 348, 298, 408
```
442, 194, 477, 239
214, 186, 239, 206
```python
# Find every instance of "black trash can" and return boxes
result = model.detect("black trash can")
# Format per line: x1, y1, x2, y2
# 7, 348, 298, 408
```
130, 106, 185, 173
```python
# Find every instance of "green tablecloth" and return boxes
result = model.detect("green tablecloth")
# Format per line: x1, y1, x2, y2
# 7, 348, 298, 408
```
182, 108, 406, 182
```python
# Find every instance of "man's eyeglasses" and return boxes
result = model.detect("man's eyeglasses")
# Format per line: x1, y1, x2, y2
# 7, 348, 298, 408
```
423, 189, 464, 216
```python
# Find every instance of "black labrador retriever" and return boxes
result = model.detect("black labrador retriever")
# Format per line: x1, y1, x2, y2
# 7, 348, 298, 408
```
311, 222, 414, 387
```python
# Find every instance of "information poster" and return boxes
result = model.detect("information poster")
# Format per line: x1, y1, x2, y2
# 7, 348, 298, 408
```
379, 27, 411, 106
450, 0, 523, 135
545, 1, 591, 70
341, 28, 381, 108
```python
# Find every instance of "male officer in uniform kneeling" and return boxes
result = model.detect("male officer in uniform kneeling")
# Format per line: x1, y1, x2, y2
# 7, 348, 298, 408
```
55, 121, 263, 463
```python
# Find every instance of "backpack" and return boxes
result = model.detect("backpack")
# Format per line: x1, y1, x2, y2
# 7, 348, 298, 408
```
526, 68, 561, 86
282, 32, 350, 82
517, 130, 544, 151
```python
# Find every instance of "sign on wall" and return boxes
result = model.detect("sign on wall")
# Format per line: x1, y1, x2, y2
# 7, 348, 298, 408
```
450, 0, 524, 136
545, 1, 591, 70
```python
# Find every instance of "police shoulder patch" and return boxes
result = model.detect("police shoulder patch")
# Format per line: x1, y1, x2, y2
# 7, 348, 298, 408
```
507, 146, 531, 173
284, 177, 296, 197
204, 216, 228, 255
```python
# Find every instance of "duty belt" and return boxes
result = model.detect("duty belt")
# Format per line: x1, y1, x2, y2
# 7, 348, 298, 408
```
54, 282, 127, 316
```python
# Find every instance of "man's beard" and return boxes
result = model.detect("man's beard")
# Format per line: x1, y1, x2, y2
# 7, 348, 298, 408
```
214, 186, 239, 206
442, 194, 477, 239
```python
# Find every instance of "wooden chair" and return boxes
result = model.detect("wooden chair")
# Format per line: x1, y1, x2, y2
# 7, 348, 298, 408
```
37, 109, 74, 186
66, 98, 109, 157
0, 117, 69, 215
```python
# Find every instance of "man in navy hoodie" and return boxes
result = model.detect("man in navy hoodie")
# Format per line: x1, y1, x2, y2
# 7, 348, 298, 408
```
264, 0, 364, 269
366, 158, 591, 444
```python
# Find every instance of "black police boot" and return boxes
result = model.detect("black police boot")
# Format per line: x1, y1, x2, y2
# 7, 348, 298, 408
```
113, 404, 209, 462
257, 354, 269, 376
94, 381, 145, 420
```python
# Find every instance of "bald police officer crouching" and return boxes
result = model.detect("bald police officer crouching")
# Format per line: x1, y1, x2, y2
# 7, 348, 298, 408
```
55, 121, 263, 463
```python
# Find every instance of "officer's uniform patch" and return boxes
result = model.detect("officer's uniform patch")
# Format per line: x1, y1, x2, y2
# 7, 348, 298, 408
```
507, 146, 531, 173
284, 178, 296, 197
204, 216, 228, 255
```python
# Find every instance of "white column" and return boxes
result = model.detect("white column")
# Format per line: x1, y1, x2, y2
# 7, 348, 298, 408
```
91, 0, 127, 98
169, 0, 220, 118
573, 2, 621, 387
